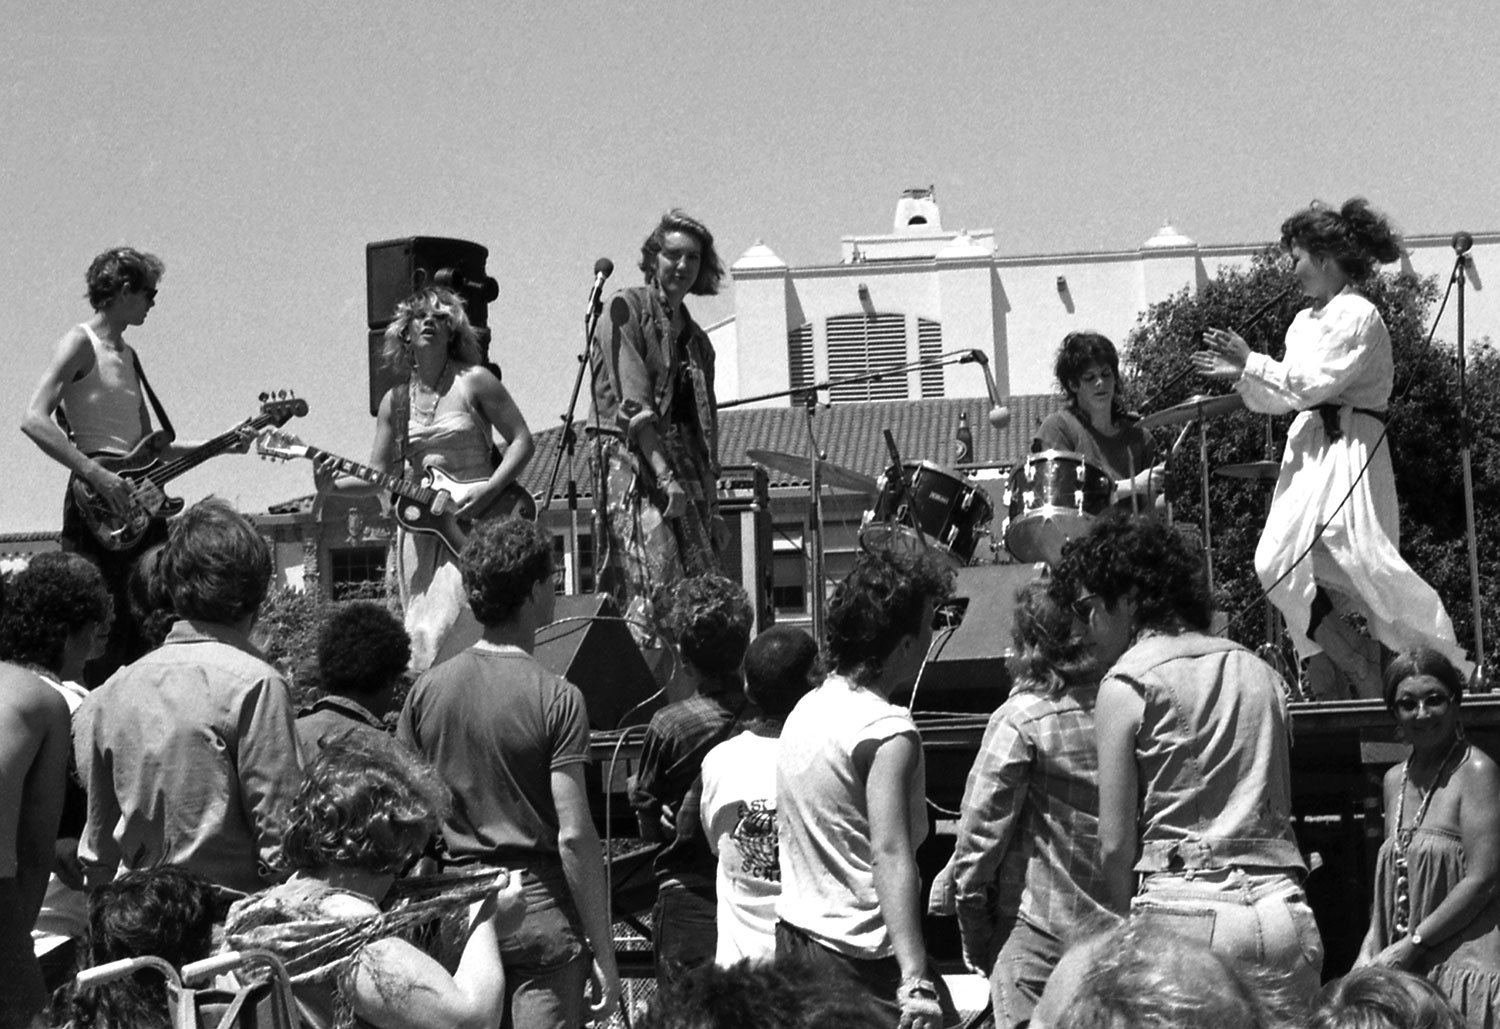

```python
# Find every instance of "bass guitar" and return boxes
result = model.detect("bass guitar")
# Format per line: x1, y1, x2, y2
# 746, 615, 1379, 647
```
70, 392, 309, 552
255, 429, 538, 558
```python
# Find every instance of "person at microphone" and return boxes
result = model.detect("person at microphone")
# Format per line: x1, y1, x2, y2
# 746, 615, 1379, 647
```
316, 286, 534, 671
1033, 332, 1163, 512
589, 210, 729, 640
1192, 197, 1469, 696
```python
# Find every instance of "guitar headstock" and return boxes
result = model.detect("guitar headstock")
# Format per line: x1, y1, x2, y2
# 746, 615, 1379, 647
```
258, 390, 310, 427
256, 428, 313, 463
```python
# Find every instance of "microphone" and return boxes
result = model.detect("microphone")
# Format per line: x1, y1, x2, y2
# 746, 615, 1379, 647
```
1453, 231, 1474, 256
585, 257, 615, 317
963, 349, 1012, 428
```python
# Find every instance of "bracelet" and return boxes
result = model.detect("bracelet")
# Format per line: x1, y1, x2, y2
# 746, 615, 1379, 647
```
899, 976, 938, 999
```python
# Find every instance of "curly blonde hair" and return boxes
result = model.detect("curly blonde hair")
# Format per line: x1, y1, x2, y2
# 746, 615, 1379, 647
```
281, 734, 450, 874
379, 286, 483, 372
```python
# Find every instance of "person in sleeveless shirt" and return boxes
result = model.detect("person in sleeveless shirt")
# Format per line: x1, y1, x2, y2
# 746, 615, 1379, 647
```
1192, 198, 1468, 697
1359, 648, 1500, 1028
315, 286, 534, 671
1032, 331, 1163, 514
22, 247, 232, 683
1053, 512, 1324, 1003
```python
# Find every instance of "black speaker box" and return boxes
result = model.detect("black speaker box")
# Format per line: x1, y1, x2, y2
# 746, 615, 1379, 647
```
534, 593, 660, 731
906, 563, 1042, 714
365, 236, 496, 414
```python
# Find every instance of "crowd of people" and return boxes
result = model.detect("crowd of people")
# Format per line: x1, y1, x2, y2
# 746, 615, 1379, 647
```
3, 194, 1493, 1028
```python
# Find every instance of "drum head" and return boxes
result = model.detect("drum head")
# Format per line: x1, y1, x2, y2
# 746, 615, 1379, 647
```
1004, 510, 1095, 566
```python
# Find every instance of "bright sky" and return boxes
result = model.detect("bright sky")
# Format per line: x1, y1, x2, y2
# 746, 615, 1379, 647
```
5, 1, 1498, 532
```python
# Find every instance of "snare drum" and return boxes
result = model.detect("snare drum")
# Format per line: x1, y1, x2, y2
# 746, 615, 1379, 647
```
1002, 451, 1114, 565
859, 461, 995, 567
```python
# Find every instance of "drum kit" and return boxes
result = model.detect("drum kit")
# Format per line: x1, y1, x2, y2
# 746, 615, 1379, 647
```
748, 390, 1277, 575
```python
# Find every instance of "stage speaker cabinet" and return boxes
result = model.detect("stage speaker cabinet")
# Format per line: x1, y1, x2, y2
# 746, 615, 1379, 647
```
365, 236, 496, 415
534, 593, 660, 731
715, 464, 774, 633
905, 562, 1043, 714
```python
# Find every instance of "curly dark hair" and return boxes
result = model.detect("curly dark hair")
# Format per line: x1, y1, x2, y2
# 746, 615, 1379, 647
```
825, 549, 953, 683
281, 733, 449, 874
317, 601, 411, 697
660, 575, 753, 679
638, 209, 726, 296
1053, 331, 1129, 423
1007, 579, 1095, 699
0, 551, 112, 673
1050, 511, 1212, 634
744, 626, 821, 719
1382, 646, 1467, 715
85, 246, 165, 310
1280, 197, 1403, 283
71, 866, 217, 1029
161, 498, 272, 624
459, 517, 553, 626
127, 544, 175, 649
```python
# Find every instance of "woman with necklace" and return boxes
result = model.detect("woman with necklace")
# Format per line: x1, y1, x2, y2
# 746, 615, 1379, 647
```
589, 210, 728, 641
1192, 198, 1467, 697
1360, 647, 1500, 1026
318, 286, 533, 671
1032, 331, 1163, 513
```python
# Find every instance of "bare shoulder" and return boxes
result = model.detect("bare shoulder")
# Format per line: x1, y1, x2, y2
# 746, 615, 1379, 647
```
1459, 743, 1500, 786
456, 362, 509, 399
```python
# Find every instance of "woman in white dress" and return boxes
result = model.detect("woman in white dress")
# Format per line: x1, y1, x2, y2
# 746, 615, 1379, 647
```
1192, 197, 1468, 696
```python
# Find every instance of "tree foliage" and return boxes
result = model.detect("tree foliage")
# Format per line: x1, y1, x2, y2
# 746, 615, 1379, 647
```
1121, 247, 1500, 666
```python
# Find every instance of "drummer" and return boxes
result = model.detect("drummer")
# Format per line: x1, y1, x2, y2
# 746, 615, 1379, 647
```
1033, 332, 1164, 513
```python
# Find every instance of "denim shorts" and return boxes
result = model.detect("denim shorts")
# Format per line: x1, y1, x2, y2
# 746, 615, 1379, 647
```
1131, 867, 1323, 1000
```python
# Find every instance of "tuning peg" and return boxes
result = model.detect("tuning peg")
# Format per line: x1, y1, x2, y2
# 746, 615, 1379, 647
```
259, 391, 268, 402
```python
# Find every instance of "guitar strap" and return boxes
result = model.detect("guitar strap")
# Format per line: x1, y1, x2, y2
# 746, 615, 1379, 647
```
395, 380, 411, 473
132, 351, 177, 443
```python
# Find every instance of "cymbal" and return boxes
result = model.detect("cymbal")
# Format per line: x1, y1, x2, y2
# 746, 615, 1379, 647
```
1137, 393, 1245, 431
745, 449, 878, 495
1215, 460, 1280, 482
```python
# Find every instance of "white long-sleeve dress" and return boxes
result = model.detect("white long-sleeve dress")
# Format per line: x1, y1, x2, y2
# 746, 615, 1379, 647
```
1235, 287, 1469, 675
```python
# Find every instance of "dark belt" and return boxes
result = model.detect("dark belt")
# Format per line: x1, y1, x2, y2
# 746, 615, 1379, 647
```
1313, 404, 1386, 443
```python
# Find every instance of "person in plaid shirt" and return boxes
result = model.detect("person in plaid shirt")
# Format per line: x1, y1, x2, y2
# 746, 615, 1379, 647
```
951, 580, 1117, 1028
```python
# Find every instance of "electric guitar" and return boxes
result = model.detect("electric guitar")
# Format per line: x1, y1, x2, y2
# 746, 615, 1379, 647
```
255, 429, 538, 558
70, 393, 309, 552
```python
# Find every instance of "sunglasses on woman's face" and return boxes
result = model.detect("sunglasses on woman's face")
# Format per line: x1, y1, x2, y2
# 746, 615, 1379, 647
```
1394, 694, 1452, 715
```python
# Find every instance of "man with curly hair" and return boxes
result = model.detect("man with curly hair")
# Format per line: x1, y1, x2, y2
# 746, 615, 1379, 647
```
1049, 512, 1321, 998
629, 574, 753, 987
397, 517, 620, 1028
297, 600, 410, 754
775, 549, 960, 1029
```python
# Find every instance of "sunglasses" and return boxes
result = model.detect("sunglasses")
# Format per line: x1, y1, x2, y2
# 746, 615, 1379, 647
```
1394, 694, 1452, 715
1070, 593, 1099, 622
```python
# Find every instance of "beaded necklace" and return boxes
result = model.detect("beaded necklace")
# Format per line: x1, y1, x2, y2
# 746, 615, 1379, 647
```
1392, 737, 1466, 936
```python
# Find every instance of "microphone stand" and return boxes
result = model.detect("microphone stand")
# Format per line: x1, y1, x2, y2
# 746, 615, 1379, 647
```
542, 281, 610, 594
1452, 247, 1487, 674
721, 348, 990, 636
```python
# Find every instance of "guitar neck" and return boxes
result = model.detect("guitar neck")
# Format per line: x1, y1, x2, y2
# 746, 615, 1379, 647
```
143, 416, 273, 487
302, 447, 441, 506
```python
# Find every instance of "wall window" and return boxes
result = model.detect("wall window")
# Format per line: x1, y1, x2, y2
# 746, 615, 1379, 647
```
787, 323, 814, 396
918, 318, 943, 398
328, 547, 386, 599
826, 313, 908, 403
552, 532, 595, 594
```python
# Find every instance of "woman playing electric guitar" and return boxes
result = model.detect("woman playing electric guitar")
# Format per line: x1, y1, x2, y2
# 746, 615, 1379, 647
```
315, 286, 534, 672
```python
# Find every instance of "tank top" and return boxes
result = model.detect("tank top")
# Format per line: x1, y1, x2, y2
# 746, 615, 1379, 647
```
407, 408, 494, 481
58, 325, 145, 454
